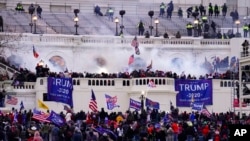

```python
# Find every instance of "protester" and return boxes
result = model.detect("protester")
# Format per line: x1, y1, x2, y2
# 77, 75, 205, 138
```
37, 5, 43, 19
33, 131, 43, 141
137, 20, 145, 36
15, 2, 24, 13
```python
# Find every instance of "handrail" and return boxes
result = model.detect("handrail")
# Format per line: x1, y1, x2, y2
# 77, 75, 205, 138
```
0, 62, 20, 74
0, 32, 231, 47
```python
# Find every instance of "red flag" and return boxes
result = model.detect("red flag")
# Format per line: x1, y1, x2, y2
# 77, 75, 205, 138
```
33, 46, 39, 58
128, 54, 134, 65
89, 89, 98, 112
233, 99, 247, 107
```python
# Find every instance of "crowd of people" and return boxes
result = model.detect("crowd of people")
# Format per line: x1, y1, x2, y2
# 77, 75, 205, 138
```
0, 2, 246, 141
10, 64, 239, 86
0, 54, 239, 85
131, 1, 246, 39
15, 3, 43, 19
0, 104, 249, 141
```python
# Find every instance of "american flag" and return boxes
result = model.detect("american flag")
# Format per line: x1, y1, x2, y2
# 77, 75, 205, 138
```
32, 108, 50, 123
201, 105, 211, 118
6, 95, 18, 105
89, 89, 98, 112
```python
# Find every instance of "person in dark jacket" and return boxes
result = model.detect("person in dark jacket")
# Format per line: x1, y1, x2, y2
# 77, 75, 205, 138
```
186, 7, 193, 18
222, 3, 227, 17
37, 5, 43, 19
214, 4, 220, 17
199, 4, 205, 16
178, 7, 183, 18
138, 20, 145, 36
94, 5, 102, 16
211, 20, 216, 33
73, 127, 83, 141
208, 3, 213, 17
0, 16, 3, 32
217, 31, 222, 39
167, 1, 174, 19
184, 122, 195, 141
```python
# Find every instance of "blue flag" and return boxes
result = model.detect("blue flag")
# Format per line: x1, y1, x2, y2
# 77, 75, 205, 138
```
13, 111, 18, 122
129, 98, 141, 110
146, 98, 160, 109
20, 101, 24, 111
105, 94, 120, 110
94, 127, 117, 140
47, 110, 65, 127
192, 102, 204, 111
47, 77, 74, 107
33, 108, 41, 115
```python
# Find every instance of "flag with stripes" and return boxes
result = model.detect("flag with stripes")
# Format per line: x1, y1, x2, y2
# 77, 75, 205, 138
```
6, 95, 18, 105
89, 89, 98, 112
33, 45, 39, 58
32, 110, 50, 123
201, 105, 211, 118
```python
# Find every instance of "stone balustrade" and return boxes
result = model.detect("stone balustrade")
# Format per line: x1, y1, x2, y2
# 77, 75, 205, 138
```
0, 77, 237, 92
2, 33, 231, 48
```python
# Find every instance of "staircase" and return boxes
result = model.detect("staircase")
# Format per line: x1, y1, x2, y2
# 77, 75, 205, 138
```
0, 62, 20, 79
36, 18, 57, 34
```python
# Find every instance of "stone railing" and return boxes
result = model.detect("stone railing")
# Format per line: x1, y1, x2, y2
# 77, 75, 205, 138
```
5, 33, 231, 47
0, 77, 236, 93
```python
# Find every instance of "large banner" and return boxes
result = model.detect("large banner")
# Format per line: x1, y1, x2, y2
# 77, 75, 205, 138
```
175, 79, 213, 107
47, 77, 73, 107
129, 98, 141, 110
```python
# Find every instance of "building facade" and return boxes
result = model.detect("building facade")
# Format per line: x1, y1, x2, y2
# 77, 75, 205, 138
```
0, 33, 248, 114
